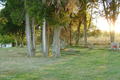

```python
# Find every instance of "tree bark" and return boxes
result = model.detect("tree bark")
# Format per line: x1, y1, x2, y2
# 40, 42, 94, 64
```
42, 19, 48, 57
84, 14, 87, 48
47, 23, 50, 56
112, 0, 115, 42
52, 26, 61, 58
15, 31, 18, 48
31, 18, 36, 56
76, 21, 81, 45
49, 28, 54, 46
69, 21, 72, 46
21, 28, 24, 47
25, 12, 32, 57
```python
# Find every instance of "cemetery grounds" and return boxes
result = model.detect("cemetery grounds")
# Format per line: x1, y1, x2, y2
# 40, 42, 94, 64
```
0, 45, 120, 80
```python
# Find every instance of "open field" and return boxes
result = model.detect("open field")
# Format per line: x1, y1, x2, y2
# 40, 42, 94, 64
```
79, 35, 120, 44
0, 46, 120, 80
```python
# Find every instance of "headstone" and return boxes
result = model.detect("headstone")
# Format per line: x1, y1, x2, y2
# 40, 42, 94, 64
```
90, 43, 94, 49
111, 42, 119, 49
62, 39, 65, 47
68, 49, 76, 52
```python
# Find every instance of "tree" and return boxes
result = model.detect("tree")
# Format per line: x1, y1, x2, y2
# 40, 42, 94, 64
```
0, 0, 36, 57
77, 0, 98, 47
102, 0, 120, 42
25, 0, 36, 57
0, 7, 21, 48
26, 0, 50, 57
0, 0, 26, 48
26, 0, 77, 58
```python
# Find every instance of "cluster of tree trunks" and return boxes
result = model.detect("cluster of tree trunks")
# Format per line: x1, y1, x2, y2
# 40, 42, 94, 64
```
25, 12, 36, 57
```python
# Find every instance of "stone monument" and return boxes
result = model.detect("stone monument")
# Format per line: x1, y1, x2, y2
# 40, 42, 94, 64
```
110, 42, 119, 50
90, 43, 94, 49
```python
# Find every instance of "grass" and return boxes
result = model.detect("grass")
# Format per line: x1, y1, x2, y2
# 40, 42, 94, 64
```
0, 46, 120, 80
79, 36, 120, 45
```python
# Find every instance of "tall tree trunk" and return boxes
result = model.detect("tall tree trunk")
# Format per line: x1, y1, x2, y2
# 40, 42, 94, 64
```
76, 21, 81, 45
15, 31, 18, 48
84, 14, 87, 47
109, 25, 112, 42
42, 19, 48, 57
47, 23, 50, 56
112, 0, 115, 42
25, 12, 32, 57
69, 21, 72, 46
111, 23, 115, 42
64, 27, 69, 46
52, 26, 61, 58
49, 28, 54, 46
110, 25, 114, 42
21, 28, 24, 47
31, 18, 36, 56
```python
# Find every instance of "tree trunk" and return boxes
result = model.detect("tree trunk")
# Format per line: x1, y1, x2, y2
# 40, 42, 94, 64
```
76, 21, 81, 45
52, 26, 61, 58
84, 14, 87, 48
15, 31, 18, 48
31, 18, 36, 56
47, 23, 50, 56
69, 22, 72, 46
25, 12, 32, 57
21, 29, 24, 47
42, 19, 48, 57
49, 28, 54, 46
111, 0, 115, 42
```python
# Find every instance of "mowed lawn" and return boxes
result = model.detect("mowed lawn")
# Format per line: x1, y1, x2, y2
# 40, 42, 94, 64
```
0, 46, 120, 80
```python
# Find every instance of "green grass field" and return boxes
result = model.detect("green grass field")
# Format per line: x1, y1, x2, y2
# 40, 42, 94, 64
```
0, 46, 120, 80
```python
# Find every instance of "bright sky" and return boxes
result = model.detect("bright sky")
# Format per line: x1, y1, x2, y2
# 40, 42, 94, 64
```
95, 15, 120, 33
0, 1, 5, 10
0, 6, 2, 10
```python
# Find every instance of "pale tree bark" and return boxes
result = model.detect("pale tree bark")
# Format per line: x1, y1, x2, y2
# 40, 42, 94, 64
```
52, 26, 61, 58
31, 18, 36, 56
15, 31, 18, 48
25, 12, 32, 57
42, 19, 48, 57
84, 14, 87, 48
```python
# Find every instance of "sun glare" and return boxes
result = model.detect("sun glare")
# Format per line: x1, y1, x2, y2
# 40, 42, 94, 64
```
96, 18, 120, 33
115, 24, 120, 33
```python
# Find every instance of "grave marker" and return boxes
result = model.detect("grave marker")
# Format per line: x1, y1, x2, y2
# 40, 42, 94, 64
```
90, 43, 94, 49
111, 42, 119, 50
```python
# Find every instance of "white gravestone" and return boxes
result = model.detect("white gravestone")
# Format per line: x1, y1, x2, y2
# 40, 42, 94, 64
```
111, 42, 119, 49
90, 43, 94, 49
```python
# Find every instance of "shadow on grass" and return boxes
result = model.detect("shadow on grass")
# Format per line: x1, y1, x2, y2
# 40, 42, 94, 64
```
60, 50, 81, 56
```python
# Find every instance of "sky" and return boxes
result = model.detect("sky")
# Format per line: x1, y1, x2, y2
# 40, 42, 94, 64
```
0, 1, 5, 10
94, 15, 120, 33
